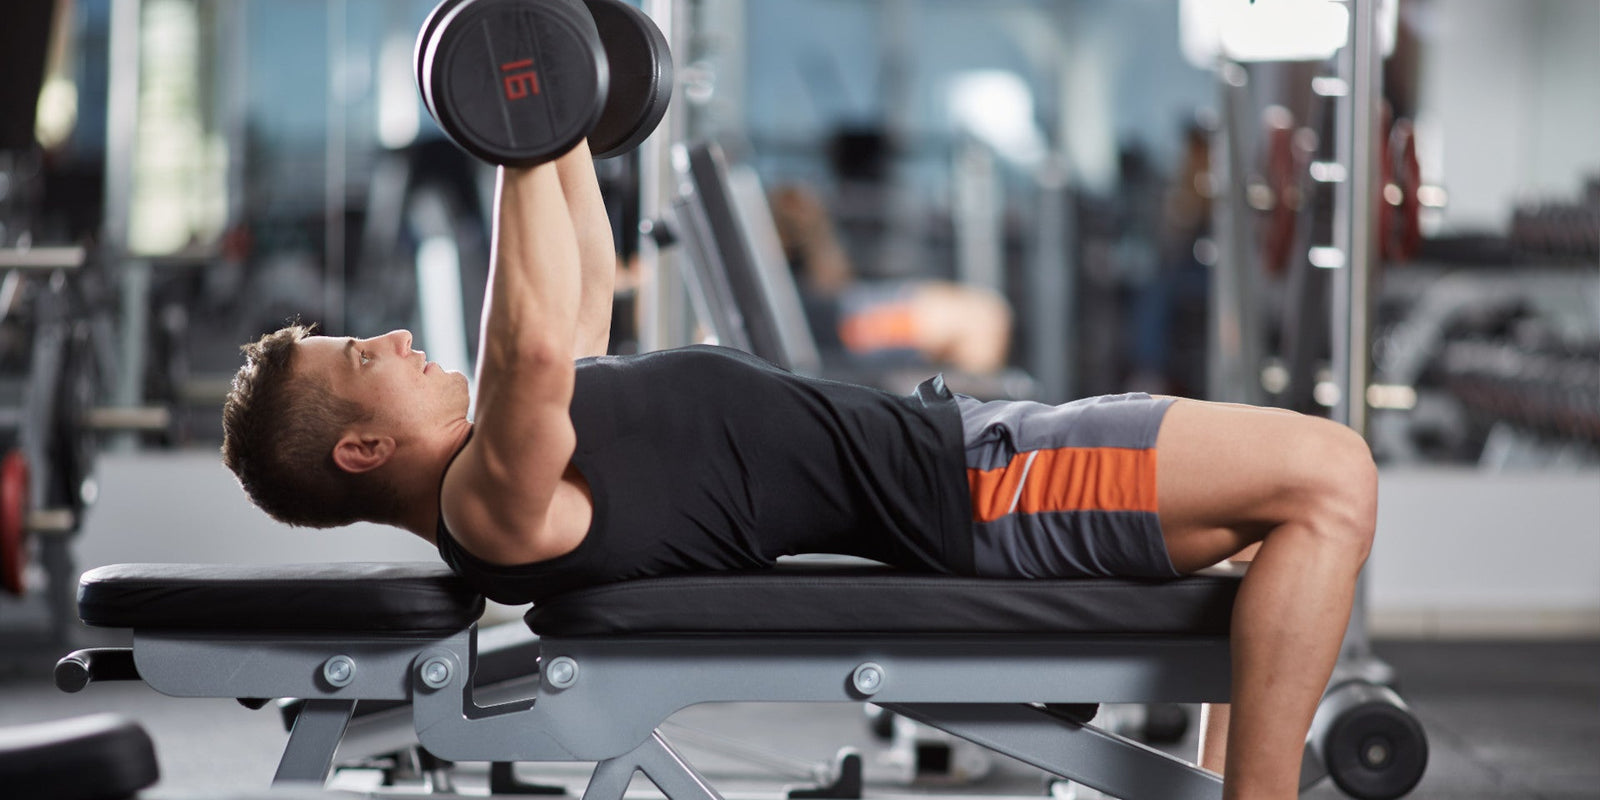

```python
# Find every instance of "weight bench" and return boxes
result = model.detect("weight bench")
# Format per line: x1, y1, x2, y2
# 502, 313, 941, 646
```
0, 713, 359, 800
55, 561, 1423, 799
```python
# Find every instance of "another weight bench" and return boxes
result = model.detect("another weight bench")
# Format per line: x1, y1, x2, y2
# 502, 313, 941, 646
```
0, 713, 356, 800
0, 714, 158, 800
55, 561, 1424, 799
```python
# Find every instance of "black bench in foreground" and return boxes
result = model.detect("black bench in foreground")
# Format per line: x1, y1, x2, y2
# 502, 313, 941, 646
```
51, 562, 1427, 799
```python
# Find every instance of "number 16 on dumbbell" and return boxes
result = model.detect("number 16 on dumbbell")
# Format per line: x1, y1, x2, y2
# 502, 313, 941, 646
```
416, 0, 673, 166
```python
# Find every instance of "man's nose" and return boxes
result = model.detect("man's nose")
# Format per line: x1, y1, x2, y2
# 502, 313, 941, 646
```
383, 330, 414, 353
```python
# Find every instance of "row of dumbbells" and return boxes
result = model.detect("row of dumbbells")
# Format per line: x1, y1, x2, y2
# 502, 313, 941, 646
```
1508, 201, 1600, 261
1439, 338, 1600, 443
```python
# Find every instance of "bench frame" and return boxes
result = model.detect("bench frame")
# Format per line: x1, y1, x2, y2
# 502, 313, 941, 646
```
119, 623, 1231, 799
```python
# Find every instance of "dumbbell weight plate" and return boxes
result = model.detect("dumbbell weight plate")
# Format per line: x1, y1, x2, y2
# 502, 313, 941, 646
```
415, 0, 472, 121
417, 0, 591, 125
1390, 119, 1422, 261
1, 449, 30, 597
1378, 107, 1395, 262
1321, 685, 1429, 800
51, 325, 98, 517
1260, 115, 1298, 276
423, 0, 609, 167
418, 0, 570, 124
585, 0, 673, 159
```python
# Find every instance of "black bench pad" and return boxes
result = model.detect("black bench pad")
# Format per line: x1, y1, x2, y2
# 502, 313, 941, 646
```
78, 562, 483, 633
0, 714, 159, 800
528, 565, 1244, 637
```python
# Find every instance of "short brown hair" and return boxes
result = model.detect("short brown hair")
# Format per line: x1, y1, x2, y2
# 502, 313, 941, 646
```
221, 324, 399, 527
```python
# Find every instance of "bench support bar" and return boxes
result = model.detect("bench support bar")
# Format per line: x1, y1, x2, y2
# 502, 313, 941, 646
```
583, 731, 725, 800
886, 703, 1223, 800
273, 698, 355, 785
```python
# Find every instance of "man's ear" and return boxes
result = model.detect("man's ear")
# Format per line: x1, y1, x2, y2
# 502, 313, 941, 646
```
332, 431, 396, 475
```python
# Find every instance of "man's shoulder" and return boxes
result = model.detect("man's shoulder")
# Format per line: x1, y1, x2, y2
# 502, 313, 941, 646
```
436, 427, 569, 562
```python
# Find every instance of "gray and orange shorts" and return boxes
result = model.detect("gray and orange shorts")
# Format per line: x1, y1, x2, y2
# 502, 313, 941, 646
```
957, 392, 1180, 580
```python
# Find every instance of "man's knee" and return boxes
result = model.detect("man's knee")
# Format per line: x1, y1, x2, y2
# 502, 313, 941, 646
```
1287, 419, 1378, 564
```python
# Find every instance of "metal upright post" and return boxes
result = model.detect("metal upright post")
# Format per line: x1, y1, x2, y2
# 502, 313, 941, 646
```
104, 0, 146, 451
324, 0, 348, 334
103, 0, 140, 277
640, 0, 690, 351
1208, 63, 1263, 407
1028, 159, 1073, 405
220, 3, 248, 245
1332, 0, 1381, 440
1045, 13, 1077, 404
951, 141, 1004, 295
879, 0, 924, 281
1332, 0, 1383, 664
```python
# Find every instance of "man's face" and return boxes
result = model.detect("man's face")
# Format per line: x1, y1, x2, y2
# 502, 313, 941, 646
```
294, 330, 471, 429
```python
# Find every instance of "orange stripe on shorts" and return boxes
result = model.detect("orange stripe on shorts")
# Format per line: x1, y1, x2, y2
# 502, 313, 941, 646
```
839, 304, 917, 352
967, 447, 1158, 523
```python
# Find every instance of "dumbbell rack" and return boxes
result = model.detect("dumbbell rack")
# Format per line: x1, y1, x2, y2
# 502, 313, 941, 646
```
0, 248, 90, 665
1, 246, 179, 669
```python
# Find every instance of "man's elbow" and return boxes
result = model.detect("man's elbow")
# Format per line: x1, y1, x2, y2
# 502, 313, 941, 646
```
487, 334, 576, 374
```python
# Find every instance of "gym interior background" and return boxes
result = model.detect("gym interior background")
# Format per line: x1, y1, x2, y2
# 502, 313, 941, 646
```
1, 0, 1595, 798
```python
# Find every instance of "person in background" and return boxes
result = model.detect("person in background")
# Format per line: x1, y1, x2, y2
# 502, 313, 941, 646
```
769, 183, 1013, 376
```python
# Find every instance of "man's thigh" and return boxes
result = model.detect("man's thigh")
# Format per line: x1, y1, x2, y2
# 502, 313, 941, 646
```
1154, 399, 1344, 572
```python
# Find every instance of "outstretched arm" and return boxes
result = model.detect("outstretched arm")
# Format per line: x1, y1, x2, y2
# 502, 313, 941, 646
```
554, 141, 618, 358
444, 164, 581, 564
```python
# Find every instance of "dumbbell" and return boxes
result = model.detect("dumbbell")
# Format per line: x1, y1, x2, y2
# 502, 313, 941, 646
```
2, 449, 27, 596
415, 0, 673, 167
1305, 680, 1429, 800
1, 448, 82, 598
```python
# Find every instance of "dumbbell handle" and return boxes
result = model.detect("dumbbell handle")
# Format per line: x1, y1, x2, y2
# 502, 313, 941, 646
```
0, 405, 170, 432
0, 246, 87, 271
55, 647, 140, 693
27, 508, 76, 535
86, 406, 172, 432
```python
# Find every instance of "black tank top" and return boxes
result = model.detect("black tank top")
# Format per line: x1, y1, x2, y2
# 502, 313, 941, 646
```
436, 345, 972, 604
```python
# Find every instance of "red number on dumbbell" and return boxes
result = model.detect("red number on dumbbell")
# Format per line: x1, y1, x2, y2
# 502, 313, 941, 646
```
501, 59, 540, 100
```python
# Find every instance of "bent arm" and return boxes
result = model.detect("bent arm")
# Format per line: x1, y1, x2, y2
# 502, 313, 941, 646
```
555, 141, 618, 358
448, 164, 581, 563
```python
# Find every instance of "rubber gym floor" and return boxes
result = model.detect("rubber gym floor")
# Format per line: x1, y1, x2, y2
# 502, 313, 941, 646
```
1, 638, 1596, 799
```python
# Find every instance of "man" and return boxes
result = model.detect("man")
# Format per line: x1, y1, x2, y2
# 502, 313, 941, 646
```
223, 141, 1375, 800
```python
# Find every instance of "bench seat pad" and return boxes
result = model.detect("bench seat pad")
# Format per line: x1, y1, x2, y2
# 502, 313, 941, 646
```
528, 566, 1243, 637
77, 562, 483, 633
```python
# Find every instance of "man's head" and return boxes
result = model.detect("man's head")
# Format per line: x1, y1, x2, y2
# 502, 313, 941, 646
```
221, 325, 470, 528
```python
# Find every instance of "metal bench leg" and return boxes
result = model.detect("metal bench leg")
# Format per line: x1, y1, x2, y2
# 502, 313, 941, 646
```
581, 754, 637, 800
581, 731, 724, 800
885, 703, 1223, 800
272, 698, 356, 786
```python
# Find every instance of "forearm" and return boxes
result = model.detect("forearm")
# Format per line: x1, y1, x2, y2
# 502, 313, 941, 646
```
478, 164, 582, 384
554, 141, 617, 356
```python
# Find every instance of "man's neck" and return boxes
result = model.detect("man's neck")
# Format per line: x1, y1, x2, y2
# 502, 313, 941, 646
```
395, 420, 474, 543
